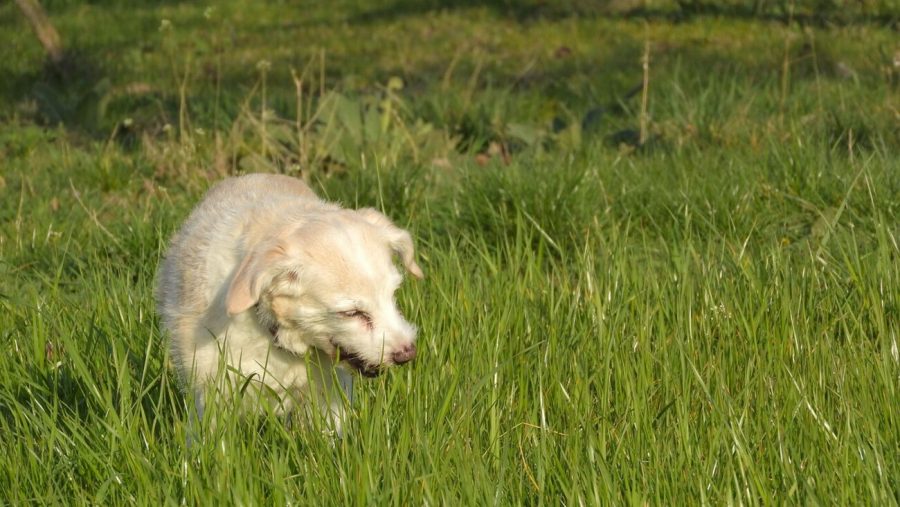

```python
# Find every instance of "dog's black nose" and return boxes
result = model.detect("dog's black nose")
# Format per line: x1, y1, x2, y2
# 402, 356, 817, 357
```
392, 344, 417, 365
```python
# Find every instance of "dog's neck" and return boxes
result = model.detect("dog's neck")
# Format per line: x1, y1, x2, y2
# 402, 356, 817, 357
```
253, 303, 280, 339
252, 303, 314, 358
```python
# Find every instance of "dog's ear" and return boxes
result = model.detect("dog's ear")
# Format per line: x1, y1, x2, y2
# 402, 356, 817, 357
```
226, 242, 287, 315
387, 227, 425, 279
357, 208, 424, 279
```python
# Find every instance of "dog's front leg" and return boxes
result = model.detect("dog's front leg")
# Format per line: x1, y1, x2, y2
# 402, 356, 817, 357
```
184, 392, 205, 448
329, 368, 354, 436
304, 350, 355, 436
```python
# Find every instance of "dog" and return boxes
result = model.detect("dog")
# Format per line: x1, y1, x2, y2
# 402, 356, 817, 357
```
155, 173, 423, 431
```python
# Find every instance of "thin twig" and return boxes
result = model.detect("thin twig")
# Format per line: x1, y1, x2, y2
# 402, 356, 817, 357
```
639, 33, 650, 146
291, 68, 307, 176
14, 0, 64, 67
518, 438, 540, 492
779, 2, 795, 125
68, 179, 122, 247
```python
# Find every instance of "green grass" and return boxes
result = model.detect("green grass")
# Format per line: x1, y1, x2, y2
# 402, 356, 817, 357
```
1, 0, 898, 504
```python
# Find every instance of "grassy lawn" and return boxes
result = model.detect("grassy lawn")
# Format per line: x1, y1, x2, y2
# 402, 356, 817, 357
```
1, 0, 898, 503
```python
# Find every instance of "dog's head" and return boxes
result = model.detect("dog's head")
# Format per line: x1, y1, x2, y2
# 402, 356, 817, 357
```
224, 208, 423, 377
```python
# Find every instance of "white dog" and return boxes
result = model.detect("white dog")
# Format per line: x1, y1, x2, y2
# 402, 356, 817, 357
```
155, 173, 422, 431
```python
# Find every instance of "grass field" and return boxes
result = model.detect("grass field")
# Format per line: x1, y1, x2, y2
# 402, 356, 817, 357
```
1, 0, 898, 503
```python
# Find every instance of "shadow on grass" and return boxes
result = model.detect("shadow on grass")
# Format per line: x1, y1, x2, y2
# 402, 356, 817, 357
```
1, 0, 889, 152
4, 51, 174, 145
350, 0, 898, 26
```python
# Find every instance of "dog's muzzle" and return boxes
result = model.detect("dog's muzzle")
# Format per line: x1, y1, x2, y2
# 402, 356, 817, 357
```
339, 349, 383, 378
332, 341, 417, 378
391, 343, 417, 365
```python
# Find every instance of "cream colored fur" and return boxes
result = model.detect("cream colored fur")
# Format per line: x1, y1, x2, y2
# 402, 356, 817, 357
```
155, 173, 422, 431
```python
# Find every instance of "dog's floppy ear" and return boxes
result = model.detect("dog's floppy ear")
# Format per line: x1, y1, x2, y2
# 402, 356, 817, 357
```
387, 227, 425, 279
357, 208, 424, 279
226, 242, 287, 315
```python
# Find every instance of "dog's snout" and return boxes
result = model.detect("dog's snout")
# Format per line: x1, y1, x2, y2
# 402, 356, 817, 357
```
392, 343, 417, 365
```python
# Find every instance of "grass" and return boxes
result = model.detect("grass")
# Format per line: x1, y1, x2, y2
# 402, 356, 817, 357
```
1, 0, 898, 504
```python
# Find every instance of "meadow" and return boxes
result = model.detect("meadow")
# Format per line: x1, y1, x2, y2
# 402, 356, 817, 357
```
0, 0, 898, 503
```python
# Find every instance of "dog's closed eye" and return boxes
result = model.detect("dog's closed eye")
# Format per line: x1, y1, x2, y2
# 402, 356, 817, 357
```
340, 310, 373, 329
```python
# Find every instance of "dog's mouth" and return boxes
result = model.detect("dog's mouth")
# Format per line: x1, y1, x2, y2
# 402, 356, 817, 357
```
330, 340, 382, 378
340, 350, 383, 378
